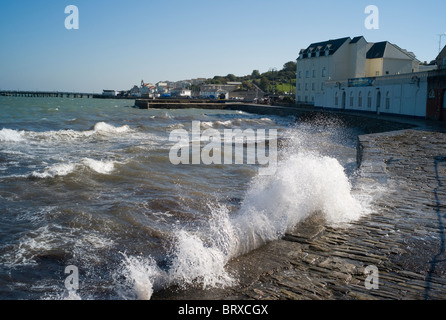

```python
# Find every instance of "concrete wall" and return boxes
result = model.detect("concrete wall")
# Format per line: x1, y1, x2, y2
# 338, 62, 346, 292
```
323, 72, 428, 117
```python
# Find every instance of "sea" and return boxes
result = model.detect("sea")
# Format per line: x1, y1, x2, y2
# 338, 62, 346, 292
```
0, 96, 382, 300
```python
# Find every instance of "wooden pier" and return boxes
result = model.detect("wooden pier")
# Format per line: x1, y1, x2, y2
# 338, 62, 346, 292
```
0, 91, 95, 98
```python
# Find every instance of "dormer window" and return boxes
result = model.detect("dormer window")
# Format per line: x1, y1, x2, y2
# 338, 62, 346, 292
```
307, 48, 314, 59
324, 45, 331, 56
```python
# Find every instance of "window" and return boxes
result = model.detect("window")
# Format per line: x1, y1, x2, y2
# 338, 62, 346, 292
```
321, 83, 324, 91
306, 71, 310, 78
358, 91, 362, 108
297, 96, 301, 102
297, 83, 301, 91
385, 91, 391, 110
376, 71, 380, 76
298, 71, 302, 79
350, 92, 354, 107
322, 68, 326, 77
335, 92, 339, 106
367, 92, 372, 109
312, 70, 316, 78
312, 83, 315, 91
305, 83, 308, 91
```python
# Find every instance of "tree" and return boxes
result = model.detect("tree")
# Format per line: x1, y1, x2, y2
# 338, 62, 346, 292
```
251, 70, 261, 80
226, 74, 237, 82
283, 61, 297, 72
259, 77, 270, 92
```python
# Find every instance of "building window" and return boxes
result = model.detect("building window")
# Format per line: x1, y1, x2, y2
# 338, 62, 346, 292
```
367, 91, 372, 109
312, 83, 315, 91
321, 83, 324, 91
297, 83, 301, 91
298, 71, 302, 79
312, 70, 316, 78
375, 71, 380, 76
385, 91, 391, 110
305, 96, 308, 103
358, 91, 362, 108
350, 92, 354, 107
297, 96, 301, 102
322, 68, 326, 77
335, 92, 339, 106
306, 71, 310, 78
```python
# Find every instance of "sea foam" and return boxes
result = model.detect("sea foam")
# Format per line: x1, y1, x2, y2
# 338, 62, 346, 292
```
0, 128, 25, 142
118, 143, 373, 300
30, 158, 117, 178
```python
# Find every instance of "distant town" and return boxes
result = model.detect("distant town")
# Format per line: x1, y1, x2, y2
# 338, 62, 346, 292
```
102, 61, 298, 104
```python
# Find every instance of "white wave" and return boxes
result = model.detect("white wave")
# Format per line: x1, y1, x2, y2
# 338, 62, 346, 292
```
30, 163, 77, 179
81, 158, 115, 174
30, 158, 117, 178
0, 128, 25, 142
117, 253, 166, 300
1, 122, 132, 144
92, 122, 131, 135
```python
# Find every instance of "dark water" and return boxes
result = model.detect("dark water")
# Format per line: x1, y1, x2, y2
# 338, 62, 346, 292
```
0, 96, 377, 300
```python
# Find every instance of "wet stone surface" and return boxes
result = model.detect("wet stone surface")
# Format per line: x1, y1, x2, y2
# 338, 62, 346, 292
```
155, 128, 446, 301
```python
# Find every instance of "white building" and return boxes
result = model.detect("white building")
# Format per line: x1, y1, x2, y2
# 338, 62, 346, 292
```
323, 72, 428, 117
296, 36, 420, 106
102, 90, 118, 97
199, 88, 229, 100
295, 36, 428, 117
171, 88, 192, 98
140, 80, 156, 97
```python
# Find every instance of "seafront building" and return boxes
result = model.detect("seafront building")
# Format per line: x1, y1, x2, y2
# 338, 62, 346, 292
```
296, 36, 446, 121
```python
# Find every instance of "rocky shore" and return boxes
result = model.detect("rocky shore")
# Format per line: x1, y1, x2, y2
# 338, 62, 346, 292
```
154, 113, 446, 301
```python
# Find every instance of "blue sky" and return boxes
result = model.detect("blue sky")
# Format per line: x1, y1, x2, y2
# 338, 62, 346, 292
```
0, 0, 444, 93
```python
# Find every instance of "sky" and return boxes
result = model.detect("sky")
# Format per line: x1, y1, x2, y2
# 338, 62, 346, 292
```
0, 0, 445, 93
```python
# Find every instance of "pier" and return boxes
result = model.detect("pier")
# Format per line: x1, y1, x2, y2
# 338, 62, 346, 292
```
0, 90, 95, 98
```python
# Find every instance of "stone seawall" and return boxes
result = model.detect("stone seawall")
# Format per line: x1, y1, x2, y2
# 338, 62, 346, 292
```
155, 127, 446, 300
